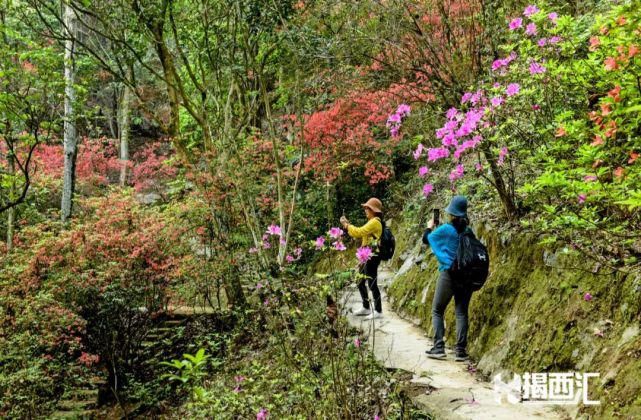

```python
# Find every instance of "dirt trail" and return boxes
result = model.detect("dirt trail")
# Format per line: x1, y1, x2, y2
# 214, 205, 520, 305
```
341, 268, 571, 420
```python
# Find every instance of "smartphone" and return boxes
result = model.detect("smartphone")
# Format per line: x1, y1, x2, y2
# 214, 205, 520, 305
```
433, 208, 440, 226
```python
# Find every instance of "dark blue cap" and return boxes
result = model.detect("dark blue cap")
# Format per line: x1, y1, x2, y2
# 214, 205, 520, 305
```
444, 195, 468, 217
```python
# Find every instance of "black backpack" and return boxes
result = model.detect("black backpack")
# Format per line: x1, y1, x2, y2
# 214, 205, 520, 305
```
376, 218, 396, 261
449, 229, 489, 291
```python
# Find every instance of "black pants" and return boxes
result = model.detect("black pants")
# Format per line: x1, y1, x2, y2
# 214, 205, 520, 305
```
431, 270, 472, 352
358, 257, 382, 313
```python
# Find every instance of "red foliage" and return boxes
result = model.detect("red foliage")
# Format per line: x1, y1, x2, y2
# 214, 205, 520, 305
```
302, 82, 431, 184
33, 138, 121, 185
32, 138, 176, 192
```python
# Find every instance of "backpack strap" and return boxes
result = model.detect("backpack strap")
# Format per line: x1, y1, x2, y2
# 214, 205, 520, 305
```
374, 217, 384, 240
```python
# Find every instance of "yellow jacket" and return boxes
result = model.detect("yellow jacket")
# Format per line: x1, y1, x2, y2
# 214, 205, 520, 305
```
347, 217, 382, 247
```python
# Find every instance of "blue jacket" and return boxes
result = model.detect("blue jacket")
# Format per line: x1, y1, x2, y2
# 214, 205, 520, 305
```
422, 223, 460, 271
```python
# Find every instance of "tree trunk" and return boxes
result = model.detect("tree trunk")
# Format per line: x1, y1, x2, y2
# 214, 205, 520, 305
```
6, 152, 15, 251
119, 82, 131, 186
61, 3, 78, 223
480, 143, 518, 220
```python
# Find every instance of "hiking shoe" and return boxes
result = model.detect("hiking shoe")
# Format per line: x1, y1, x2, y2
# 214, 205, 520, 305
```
454, 350, 469, 362
364, 311, 382, 320
354, 308, 371, 316
425, 347, 446, 359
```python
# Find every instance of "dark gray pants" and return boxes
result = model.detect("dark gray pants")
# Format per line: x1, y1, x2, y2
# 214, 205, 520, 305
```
431, 270, 472, 352
358, 257, 382, 313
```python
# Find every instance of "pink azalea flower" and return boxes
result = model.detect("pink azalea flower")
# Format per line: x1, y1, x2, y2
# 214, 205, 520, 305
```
294, 247, 303, 256
584, 292, 593, 301
427, 147, 450, 162
491, 59, 504, 71
523, 5, 539, 16
532, 104, 541, 111
418, 166, 429, 177
235, 375, 246, 383
386, 113, 401, 127
266, 224, 282, 236
538, 38, 548, 47
578, 194, 587, 204
315, 236, 326, 249
449, 164, 464, 182
446, 107, 459, 120
491, 96, 504, 107
525, 23, 538, 36
390, 126, 400, 138
498, 147, 509, 165
470, 91, 483, 105
529, 61, 546, 74
413, 143, 424, 160
506, 83, 520, 97
257, 408, 269, 420
509, 17, 523, 30
584, 175, 597, 182
356, 246, 373, 264
262, 234, 269, 241
354, 338, 361, 348
493, 82, 502, 88
422, 183, 434, 197
442, 133, 458, 147
396, 103, 411, 117
549, 36, 561, 44
233, 386, 241, 393
263, 241, 271, 249
286, 254, 295, 262
548, 12, 558, 22
445, 120, 459, 131
475, 162, 483, 172
328, 227, 344, 239
256, 282, 263, 289
461, 92, 473, 103
333, 241, 346, 251
249, 247, 258, 254
435, 127, 448, 139
454, 136, 482, 160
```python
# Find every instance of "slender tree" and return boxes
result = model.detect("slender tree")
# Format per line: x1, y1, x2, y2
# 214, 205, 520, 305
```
118, 81, 131, 186
60, 1, 78, 222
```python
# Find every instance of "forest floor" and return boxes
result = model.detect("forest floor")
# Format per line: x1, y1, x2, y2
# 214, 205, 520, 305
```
342, 268, 574, 420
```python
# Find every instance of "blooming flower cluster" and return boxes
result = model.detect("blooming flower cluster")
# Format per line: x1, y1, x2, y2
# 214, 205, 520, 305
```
356, 246, 373, 264
257, 408, 269, 420
386, 103, 411, 138
413, 4, 565, 199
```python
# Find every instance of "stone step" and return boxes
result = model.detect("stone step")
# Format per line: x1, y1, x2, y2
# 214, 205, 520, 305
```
154, 326, 174, 333
162, 319, 185, 326
88, 376, 104, 385
66, 389, 98, 400
50, 409, 94, 419
56, 399, 95, 411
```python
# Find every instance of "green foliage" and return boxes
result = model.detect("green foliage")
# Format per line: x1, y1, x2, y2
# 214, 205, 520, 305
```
162, 349, 212, 401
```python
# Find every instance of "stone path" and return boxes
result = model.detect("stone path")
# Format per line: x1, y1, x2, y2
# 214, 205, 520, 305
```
341, 269, 571, 420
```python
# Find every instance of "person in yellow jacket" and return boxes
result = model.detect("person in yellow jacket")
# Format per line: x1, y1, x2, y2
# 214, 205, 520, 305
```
340, 197, 384, 320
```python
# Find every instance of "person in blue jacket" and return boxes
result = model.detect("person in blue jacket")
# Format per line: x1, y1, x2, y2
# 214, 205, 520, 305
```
422, 195, 472, 362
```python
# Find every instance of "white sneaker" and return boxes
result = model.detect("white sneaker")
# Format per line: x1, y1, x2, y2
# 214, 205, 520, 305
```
364, 311, 382, 320
354, 308, 371, 316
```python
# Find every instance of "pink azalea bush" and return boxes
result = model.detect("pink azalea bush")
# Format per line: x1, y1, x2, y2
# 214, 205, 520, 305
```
411, 1, 641, 269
